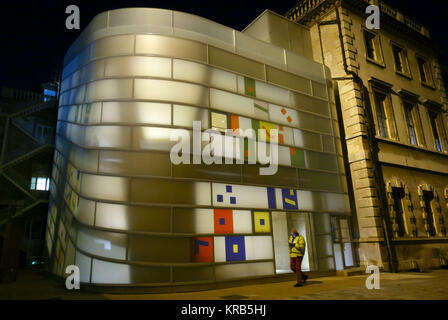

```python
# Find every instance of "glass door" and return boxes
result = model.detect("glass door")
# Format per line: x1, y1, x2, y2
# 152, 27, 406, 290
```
271, 211, 314, 273
331, 216, 355, 270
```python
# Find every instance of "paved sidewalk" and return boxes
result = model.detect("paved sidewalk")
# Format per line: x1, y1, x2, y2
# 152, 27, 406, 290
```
1, 267, 448, 300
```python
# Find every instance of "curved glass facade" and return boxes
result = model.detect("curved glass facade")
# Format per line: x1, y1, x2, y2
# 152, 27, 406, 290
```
46, 8, 350, 287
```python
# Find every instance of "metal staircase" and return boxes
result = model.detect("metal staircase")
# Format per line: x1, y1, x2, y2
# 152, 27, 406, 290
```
0, 93, 57, 225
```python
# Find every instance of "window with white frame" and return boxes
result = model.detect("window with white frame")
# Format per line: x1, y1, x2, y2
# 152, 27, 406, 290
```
30, 177, 50, 191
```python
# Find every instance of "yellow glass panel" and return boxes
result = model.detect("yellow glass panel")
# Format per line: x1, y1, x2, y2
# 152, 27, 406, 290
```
211, 112, 227, 131
254, 211, 271, 233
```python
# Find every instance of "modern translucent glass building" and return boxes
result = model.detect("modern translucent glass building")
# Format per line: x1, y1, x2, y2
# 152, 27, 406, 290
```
46, 8, 351, 288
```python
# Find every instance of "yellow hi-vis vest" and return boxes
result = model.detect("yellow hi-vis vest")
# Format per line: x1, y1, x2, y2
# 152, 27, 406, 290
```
288, 234, 306, 258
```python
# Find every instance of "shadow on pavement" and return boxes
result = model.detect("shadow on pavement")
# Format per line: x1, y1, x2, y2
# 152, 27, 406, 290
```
303, 280, 323, 286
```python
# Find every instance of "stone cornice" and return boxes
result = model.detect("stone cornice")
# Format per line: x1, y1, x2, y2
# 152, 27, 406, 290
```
285, 0, 437, 50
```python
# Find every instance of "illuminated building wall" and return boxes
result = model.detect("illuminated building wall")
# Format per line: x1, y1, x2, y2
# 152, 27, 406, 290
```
46, 8, 350, 287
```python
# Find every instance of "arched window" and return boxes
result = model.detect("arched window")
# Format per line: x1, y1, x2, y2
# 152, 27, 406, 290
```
417, 184, 445, 237
385, 179, 417, 238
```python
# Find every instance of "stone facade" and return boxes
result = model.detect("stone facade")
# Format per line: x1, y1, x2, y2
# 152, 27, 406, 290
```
287, 0, 448, 271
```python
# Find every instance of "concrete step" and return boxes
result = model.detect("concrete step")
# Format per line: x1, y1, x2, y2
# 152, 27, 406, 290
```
336, 267, 365, 277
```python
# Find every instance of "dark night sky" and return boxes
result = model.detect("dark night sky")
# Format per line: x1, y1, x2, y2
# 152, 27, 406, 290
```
0, 0, 447, 91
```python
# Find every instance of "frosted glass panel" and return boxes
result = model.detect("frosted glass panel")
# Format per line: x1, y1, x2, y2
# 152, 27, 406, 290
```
95, 203, 171, 232
321, 193, 350, 213
81, 174, 129, 201
297, 191, 349, 213
235, 32, 285, 70
173, 266, 214, 283
316, 234, 333, 257
133, 127, 188, 151
245, 236, 273, 260
322, 135, 336, 153
68, 86, 85, 105
128, 236, 190, 262
291, 92, 330, 117
86, 79, 133, 101
296, 111, 332, 135
130, 179, 211, 206
102, 101, 171, 125
98, 151, 171, 176
293, 128, 322, 150
80, 60, 105, 84
314, 213, 331, 234
92, 259, 131, 284
92, 35, 135, 58
208, 46, 265, 80
68, 143, 99, 172
255, 81, 290, 107
319, 257, 335, 271
130, 265, 171, 284
212, 183, 272, 209
81, 103, 102, 124
72, 197, 95, 226
312, 81, 328, 99
173, 105, 209, 128
173, 11, 234, 46
136, 34, 207, 62
134, 79, 209, 106
266, 66, 311, 95
109, 8, 172, 28
215, 262, 274, 281
210, 89, 254, 118
75, 251, 91, 283
298, 170, 341, 192
271, 211, 290, 272
105, 56, 171, 78
269, 104, 299, 128
172, 208, 214, 234
85, 126, 131, 148
76, 228, 127, 260
173, 59, 237, 92
232, 210, 252, 234
305, 151, 338, 172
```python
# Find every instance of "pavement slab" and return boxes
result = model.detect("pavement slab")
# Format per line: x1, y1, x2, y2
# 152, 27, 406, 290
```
1, 268, 448, 300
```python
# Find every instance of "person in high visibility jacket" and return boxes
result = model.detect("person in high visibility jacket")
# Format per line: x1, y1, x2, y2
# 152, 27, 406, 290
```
288, 228, 308, 287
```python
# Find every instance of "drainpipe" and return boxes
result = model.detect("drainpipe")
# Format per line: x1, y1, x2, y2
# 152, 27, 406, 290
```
315, 5, 398, 273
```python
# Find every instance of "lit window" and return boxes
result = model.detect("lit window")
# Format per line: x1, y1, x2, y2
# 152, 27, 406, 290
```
364, 30, 383, 63
211, 112, 227, 132
30, 177, 37, 190
373, 91, 395, 138
375, 93, 388, 137
403, 102, 420, 146
417, 57, 433, 86
392, 44, 410, 75
429, 111, 442, 152
44, 89, 56, 97
30, 177, 50, 191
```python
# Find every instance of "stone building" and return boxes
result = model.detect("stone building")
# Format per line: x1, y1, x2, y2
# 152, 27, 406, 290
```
285, 0, 448, 271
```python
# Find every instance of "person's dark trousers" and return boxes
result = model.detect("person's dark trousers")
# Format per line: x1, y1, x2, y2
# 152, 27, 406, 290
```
290, 256, 303, 284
